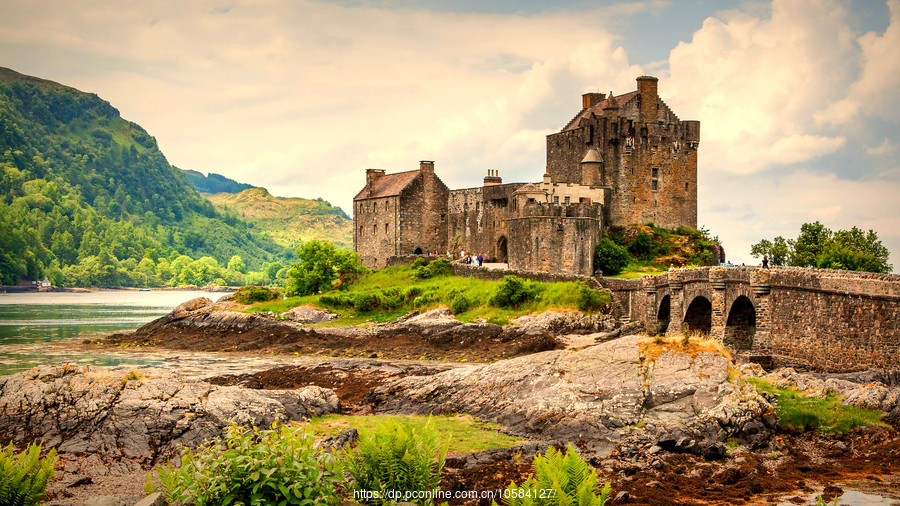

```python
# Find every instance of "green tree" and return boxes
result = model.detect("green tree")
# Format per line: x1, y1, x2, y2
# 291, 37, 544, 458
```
750, 236, 790, 266
791, 221, 832, 267
227, 254, 246, 274
752, 222, 891, 273
594, 237, 630, 276
283, 240, 366, 296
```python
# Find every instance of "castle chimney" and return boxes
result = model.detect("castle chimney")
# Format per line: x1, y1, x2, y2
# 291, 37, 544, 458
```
637, 76, 658, 123
419, 160, 434, 175
582, 92, 605, 109
366, 168, 385, 187
484, 169, 502, 186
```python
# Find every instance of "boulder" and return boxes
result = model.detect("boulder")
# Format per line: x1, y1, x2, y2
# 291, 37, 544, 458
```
281, 305, 338, 324
0, 365, 339, 471
367, 335, 771, 458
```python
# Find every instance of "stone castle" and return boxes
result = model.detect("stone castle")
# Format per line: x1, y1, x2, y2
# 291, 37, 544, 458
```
353, 76, 700, 276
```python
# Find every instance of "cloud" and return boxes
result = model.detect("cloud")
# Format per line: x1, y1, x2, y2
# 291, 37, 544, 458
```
866, 138, 896, 155
0, 0, 650, 209
664, 0, 861, 174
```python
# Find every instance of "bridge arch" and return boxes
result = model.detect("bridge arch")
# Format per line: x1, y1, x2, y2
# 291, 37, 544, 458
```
724, 295, 756, 350
413, 247, 424, 254
683, 295, 712, 334
497, 236, 508, 262
656, 294, 671, 335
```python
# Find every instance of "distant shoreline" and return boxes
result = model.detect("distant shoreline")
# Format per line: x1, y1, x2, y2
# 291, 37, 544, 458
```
0, 285, 236, 294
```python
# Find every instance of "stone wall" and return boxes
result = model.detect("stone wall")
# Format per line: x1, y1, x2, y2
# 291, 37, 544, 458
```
450, 262, 604, 290
354, 195, 401, 268
507, 203, 600, 276
447, 183, 523, 261
398, 164, 449, 256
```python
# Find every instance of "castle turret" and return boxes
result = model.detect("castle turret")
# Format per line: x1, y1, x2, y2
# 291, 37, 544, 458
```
580, 148, 602, 186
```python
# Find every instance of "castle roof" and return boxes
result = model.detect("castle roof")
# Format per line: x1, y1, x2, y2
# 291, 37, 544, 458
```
353, 170, 420, 201
561, 90, 639, 132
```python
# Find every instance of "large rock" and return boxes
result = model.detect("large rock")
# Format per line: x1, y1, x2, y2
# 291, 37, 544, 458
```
367, 335, 771, 457
0, 365, 338, 471
281, 305, 338, 324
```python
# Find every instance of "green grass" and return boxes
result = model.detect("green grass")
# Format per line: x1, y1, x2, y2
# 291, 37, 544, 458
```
248, 264, 612, 325
747, 378, 889, 434
296, 414, 525, 454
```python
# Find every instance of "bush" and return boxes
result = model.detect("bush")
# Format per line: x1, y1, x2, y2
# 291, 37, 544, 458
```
413, 258, 452, 280
594, 238, 630, 276
320, 292, 354, 308
0, 442, 58, 506
233, 285, 280, 305
490, 275, 539, 308
403, 286, 423, 299
158, 423, 343, 506
412, 293, 437, 307
575, 283, 609, 312
628, 232, 654, 259
496, 444, 610, 506
449, 293, 471, 314
353, 292, 379, 312
283, 240, 366, 297
376, 289, 404, 310
344, 418, 447, 505
411, 257, 429, 268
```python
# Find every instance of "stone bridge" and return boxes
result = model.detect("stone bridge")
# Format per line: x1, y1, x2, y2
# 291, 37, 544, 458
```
599, 266, 900, 372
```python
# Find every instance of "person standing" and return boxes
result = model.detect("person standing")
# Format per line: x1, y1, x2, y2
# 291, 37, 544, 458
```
762, 255, 769, 269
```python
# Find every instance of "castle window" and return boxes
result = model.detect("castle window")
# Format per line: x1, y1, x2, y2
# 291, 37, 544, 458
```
652, 168, 659, 178
564, 196, 570, 205
359, 226, 363, 235
373, 224, 376, 234
651, 179, 658, 191
553, 196, 559, 204
651, 168, 659, 191
587, 125, 594, 145
685, 182, 689, 191
440, 214, 446, 222
528, 198, 535, 203
384, 223, 388, 233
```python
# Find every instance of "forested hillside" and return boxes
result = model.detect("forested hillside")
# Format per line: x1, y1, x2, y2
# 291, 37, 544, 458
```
0, 67, 290, 286
180, 168, 254, 194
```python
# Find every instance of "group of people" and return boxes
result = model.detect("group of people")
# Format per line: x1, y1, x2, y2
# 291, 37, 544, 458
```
460, 250, 484, 266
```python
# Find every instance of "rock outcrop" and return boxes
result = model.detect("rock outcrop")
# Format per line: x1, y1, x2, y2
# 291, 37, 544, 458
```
0, 365, 339, 472
367, 335, 772, 458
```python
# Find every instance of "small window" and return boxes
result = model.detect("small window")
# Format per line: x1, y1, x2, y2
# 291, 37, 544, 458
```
685, 182, 689, 191
564, 196, 570, 205
553, 196, 559, 204
528, 197, 535, 203
359, 226, 363, 235
652, 168, 659, 178
384, 223, 388, 233
440, 213, 446, 222
372, 224, 376, 234
651, 180, 658, 191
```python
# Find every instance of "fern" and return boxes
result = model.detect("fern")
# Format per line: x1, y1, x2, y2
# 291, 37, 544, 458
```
0, 442, 58, 506
496, 445, 610, 506
344, 418, 447, 505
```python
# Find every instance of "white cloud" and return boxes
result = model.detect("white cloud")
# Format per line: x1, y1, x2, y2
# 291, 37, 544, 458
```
866, 138, 896, 155
665, 0, 860, 174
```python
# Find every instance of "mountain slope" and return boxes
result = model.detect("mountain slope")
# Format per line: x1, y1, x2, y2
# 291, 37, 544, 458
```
0, 67, 289, 285
206, 188, 352, 250
180, 168, 255, 194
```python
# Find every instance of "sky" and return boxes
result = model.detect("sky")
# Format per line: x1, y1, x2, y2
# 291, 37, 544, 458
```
1, 0, 898, 270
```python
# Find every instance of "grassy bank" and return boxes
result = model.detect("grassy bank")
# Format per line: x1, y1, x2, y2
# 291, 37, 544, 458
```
747, 378, 889, 434
248, 263, 611, 326
297, 414, 525, 454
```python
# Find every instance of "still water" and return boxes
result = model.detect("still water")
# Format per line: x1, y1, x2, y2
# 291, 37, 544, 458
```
0, 290, 224, 374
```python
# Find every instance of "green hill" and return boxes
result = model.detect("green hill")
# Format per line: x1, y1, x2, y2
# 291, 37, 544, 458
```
0, 67, 290, 286
207, 188, 352, 250
180, 168, 255, 194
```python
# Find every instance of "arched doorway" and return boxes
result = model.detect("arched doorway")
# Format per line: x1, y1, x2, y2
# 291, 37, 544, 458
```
413, 247, 424, 255
656, 295, 671, 335
683, 296, 712, 334
725, 296, 756, 351
497, 236, 508, 262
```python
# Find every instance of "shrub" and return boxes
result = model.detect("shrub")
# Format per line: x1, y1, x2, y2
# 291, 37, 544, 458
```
490, 276, 539, 308
320, 292, 354, 308
411, 257, 429, 268
628, 232, 654, 259
449, 293, 471, 314
234, 285, 280, 305
403, 286, 423, 299
344, 418, 447, 505
413, 258, 452, 280
0, 442, 57, 506
376, 289, 404, 310
158, 423, 343, 506
594, 238, 630, 276
412, 293, 438, 307
575, 283, 609, 312
495, 444, 610, 506
353, 292, 379, 312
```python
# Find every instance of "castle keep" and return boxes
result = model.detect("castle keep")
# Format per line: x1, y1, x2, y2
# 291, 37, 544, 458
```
354, 76, 700, 276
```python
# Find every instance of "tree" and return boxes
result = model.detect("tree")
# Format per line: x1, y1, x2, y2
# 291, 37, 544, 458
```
594, 237, 630, 276
751, 222, 891, 274
227, 255, 247, 274
283, 240, 365, 297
